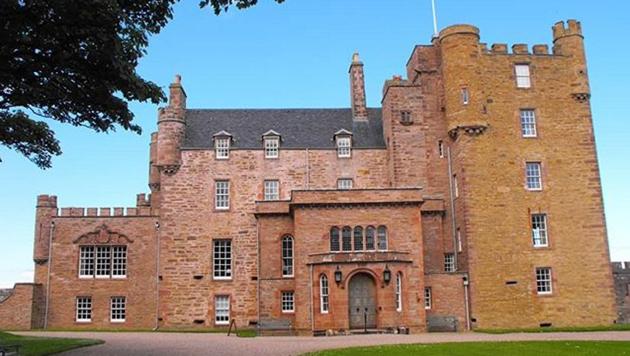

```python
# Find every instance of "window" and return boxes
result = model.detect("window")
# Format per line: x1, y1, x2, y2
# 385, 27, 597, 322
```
79, 246, 95, 278
515, 64, 531, 88
424, 287, 432, 310
400, 111, 412, 125
461, 87, 470, 105
282, 291, 295, 313
215, 295, 230, 325
320, 275, 329, 313
330, 227, 340, 252
110, 296, 126, 323
96, 245, 111, 278
213, 240, 232, 280
282, 236, 294, 277
365, 226, 376, 250
525, 162, 542, 190
395, 272, 402, 312
453, 174, 459, 198
626, 283, 630, 297
112, 246, 127, 278
342, 226, 352, 251
438, 140, 444, 158
336, 136, 351, 158
264, 137, 279, 158
215, 137, 230, 159
353, 226, 364, 251
457, 228, 462, 252
536, 267, 552, 294
377, 226, 388, 250
337, 178, 353, 190
520, 110, 537, 137
76, 297, 92, 322
215, 180, 230, 209
444, 253, 455, 272
531, 214, 548, 247
264, 180, 280, 201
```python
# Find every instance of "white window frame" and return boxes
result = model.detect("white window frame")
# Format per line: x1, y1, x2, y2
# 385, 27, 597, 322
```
264, 180, 280, 201
337, 178, 353, 190
215, 295, 230, 325
282, 291, 295, 313
282, 236, 294, 278
264, 137, 280, 159
320, 275, 329, 314
215, 180, 230, 209
400, 111, 412, 124
215, 137, 230, 159
531, 214, 549, 248
424, 287, 432, 310
213, 239, 232, 280
76, 296, 92, 322
535, 267, 553, 295
80, 245, 127, 279
525, 162, 542, 191
520, 109, 537, 138
336, 136, 351, 158
341, 226, 352, 252
457, 228, 462, 252
515, 64, 531, 88
112, 246, 127, 278
461, 87, 470, 105
95, 245, 111, 279
377, 226, 388, 250
110, 296, 126, 323
79, 246, 95, 278
395, 272, 402, 312
438, 140, 444, 158
444, 253, 455, 272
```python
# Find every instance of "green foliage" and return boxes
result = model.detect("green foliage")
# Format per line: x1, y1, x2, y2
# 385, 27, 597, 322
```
304, 341, 630, 356
0, 331, 102, 356
0, 0, 285, 168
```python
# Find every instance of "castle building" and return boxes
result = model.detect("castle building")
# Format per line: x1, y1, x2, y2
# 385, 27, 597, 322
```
0, 20, 619, 333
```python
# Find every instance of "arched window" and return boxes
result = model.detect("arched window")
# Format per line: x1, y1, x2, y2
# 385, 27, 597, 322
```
395, 272, 402, 312
342, 226, 352, 251
282, 236, 294, 277
365, 226, 376, 250
377, 226, 388, 250
330, 227, 340, 252
353, 226, 364, 251
320, 274, 329, 313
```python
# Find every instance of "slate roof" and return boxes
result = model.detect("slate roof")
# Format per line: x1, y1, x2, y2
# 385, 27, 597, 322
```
183, 108, 385, 149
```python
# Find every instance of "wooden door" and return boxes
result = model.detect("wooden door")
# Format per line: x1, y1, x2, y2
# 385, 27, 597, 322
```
348, 273, 376, 329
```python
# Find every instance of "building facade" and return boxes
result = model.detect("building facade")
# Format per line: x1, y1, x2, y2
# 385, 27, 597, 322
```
0, 20, 619, 333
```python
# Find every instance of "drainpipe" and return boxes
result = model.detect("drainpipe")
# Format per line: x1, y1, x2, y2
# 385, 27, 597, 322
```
154, 221, 160, 330
463, 274, 471, 330
446, 147, 458, 270
257, 219, 261, 333
43, 221, 55, 329
309, 264, 314, 333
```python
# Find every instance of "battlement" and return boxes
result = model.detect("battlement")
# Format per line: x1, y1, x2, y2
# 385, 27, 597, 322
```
613, 261, 630, 273
553, 20, 583, 42
36, 194, 156, 218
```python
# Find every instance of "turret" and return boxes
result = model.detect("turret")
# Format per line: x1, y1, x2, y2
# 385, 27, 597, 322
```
33, 195, 57, 264
148, 132, 161, 207
553, 20, 590, 99
349, 53, 368, 121
156, 75, 187, 174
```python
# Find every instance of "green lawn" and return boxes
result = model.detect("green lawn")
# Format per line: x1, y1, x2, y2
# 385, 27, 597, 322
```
476, 324, 630, 334
0, 331, 102, 356
305, 341, 630, 356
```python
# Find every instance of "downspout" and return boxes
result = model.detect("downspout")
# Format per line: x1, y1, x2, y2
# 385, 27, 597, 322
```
446, 147, 458, 270
256, 218, 261, 333
154, 221, 160, 330
309, 264, 314, 333
463, 274, 471, 330
43, 221, 55, 329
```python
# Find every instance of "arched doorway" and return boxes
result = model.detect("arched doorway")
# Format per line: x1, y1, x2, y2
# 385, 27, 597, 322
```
348, 273, 376, 329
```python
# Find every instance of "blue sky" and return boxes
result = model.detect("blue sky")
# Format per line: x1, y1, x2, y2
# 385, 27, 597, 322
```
0, 0, 628, 287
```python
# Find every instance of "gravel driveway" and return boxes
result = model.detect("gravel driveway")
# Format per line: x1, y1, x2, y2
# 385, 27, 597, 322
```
14, 330, 630, 356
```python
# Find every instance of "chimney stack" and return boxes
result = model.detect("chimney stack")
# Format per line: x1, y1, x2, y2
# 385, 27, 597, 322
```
349, 53, 368, 121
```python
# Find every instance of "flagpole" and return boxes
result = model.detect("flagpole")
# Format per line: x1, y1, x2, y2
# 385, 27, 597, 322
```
431, 0, 439, 38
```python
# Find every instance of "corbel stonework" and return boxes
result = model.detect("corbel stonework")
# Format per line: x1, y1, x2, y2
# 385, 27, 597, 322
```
73, 224, 133, 245
571, 93, 590, 103
448, 124, 489, 140
159, 165, 180, 176
148, 183, 161, 191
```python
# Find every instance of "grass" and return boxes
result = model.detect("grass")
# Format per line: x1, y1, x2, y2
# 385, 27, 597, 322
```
304, 341, 630, 356
0, 331, 102, 356
476, 324, 630, 334
17, 327, 257, 337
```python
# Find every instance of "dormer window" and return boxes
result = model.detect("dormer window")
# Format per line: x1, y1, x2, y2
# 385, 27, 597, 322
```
213, 131, 232, 160
334, 129, 352, 158
262, 130, 281, 159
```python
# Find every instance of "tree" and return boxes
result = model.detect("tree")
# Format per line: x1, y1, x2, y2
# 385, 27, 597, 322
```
0, 0, 284, 168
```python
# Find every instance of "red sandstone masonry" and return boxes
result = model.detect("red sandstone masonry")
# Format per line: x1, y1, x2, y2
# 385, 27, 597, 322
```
0, 284, 43, 330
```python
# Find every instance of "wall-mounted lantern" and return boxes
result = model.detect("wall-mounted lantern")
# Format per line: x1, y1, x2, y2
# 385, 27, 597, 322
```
383, 264, 391, 284
334, 265, 343, 284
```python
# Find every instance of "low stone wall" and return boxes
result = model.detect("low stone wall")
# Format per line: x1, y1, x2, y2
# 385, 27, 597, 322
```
0, 283, 43, 330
